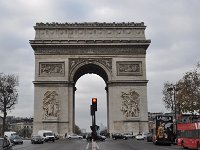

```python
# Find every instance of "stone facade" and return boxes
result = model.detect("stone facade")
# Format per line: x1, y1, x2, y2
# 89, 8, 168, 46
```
30, 22, 151, 136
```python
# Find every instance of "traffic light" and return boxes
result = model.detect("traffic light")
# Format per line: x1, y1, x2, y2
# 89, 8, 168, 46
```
92, 98, 97, 111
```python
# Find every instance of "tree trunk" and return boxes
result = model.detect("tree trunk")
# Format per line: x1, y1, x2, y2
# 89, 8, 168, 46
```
2, 110, 7, 136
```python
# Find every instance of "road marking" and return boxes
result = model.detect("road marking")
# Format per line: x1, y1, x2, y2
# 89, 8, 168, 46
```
96, 143, 100, 149
86, 143, 89, 150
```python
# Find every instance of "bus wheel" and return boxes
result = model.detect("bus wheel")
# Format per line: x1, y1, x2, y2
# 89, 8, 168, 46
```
197, 142, 200, 150
182, 141, 187, 149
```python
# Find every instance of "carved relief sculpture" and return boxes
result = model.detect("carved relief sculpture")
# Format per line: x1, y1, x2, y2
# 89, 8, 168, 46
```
43, 91, 60, 120
69, 58, 112, 73
120, 89, 140, 117
117, 61, 142, 76
39, 62, 65, 76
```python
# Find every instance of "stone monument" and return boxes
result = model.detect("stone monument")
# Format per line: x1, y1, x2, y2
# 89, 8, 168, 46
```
30, 22, 151, 136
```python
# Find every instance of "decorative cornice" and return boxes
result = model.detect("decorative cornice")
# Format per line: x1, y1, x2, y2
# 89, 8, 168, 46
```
33, 81, 74, 87
107, 80, 148, 86
35, 22, 146, 28
33, 81, 71, 84
30, 39, 151, 45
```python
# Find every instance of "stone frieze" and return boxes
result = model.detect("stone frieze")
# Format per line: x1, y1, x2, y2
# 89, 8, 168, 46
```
39, 62, 65, 76
117, 61, 142, 76
34, 22, 147, 40
35, 28, 145, 40
34, 46, 147, 55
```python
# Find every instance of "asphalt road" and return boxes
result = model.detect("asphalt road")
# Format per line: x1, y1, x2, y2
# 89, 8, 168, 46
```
12, 138, 183, 150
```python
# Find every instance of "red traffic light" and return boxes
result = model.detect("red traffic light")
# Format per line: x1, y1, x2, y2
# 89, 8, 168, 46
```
92, 98, 97, 111
92, 98, 97, 103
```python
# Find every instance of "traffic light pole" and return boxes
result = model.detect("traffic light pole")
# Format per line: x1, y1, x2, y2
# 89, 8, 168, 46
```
90, 98, 98, 150
91, 110, 97, 140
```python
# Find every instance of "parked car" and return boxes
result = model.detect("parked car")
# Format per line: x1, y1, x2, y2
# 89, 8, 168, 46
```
31, 135, 44, 144
9, 135, 23, 145
0, 137, 12, 150
142, 132, 148, 139
146, 133, 153, 142
123, 133, 135, 138
66, 134, 83, 140
112, 133, 128, 140
38, 130, 55, 142
135, 134, 144, 140
4, 131, 16, 139
86, 134, 106, 141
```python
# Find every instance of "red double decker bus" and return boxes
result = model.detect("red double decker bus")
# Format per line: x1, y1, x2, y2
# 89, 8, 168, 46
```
177, 115, 200, 149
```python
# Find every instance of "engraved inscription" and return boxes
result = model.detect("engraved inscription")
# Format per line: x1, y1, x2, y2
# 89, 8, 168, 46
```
39, 62, 64, 76
121, 89, 140, 117
117, 61, 142, 76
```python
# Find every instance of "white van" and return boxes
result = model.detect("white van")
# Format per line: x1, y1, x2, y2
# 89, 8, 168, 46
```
4, 131, 17, 138
38, 130, 55, 142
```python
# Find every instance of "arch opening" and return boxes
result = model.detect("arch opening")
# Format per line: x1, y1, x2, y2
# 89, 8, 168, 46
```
73, 63, 109, 84
72, 63, 109, 133
75, 74, 107, 132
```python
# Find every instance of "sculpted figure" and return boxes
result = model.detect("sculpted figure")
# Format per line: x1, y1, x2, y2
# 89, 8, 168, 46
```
121, 89, 140, 117
43, 91, 59, 120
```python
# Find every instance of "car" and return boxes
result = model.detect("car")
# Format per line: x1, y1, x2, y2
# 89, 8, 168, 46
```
112, 133, 128, 140
142, 132, 148, 139
86, 134, 106, 141
9, 135, 23, 145
54, 135, 59, 140
31, 135, 44, 144
66, 134, 83, 140
0, 137, 12, 150
38, 130, 55, 142
123, 133, 135, 138
146, 133, 153, 142
135, 134, 144, 140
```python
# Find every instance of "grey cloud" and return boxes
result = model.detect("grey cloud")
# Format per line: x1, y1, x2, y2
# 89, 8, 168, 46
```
50, 0, 93, 22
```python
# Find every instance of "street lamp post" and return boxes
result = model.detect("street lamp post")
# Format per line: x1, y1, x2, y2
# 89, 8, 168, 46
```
167, 84, 180, 142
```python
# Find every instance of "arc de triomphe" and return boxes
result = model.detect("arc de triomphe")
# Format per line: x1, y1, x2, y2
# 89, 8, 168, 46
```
30, 22, 151, 136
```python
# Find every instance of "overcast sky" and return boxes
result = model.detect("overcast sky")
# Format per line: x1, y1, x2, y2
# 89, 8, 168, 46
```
0, 0, 199, 132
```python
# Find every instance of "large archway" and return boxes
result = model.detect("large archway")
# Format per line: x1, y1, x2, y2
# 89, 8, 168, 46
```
30, 22, 151, 136
72, 63, 109, 133
75, 74, 107, 132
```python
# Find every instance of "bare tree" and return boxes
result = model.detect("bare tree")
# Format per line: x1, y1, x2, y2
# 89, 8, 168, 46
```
162, 62, 200, 114
74, 124, 81, 135
176, 63, 200, 114
0, 73, 19, 136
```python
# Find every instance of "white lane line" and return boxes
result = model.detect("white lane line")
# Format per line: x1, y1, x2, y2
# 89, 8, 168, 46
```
86, 143, 90, 150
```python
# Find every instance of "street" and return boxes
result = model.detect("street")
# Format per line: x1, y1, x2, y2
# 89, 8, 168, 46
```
13, 138, 183, 150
